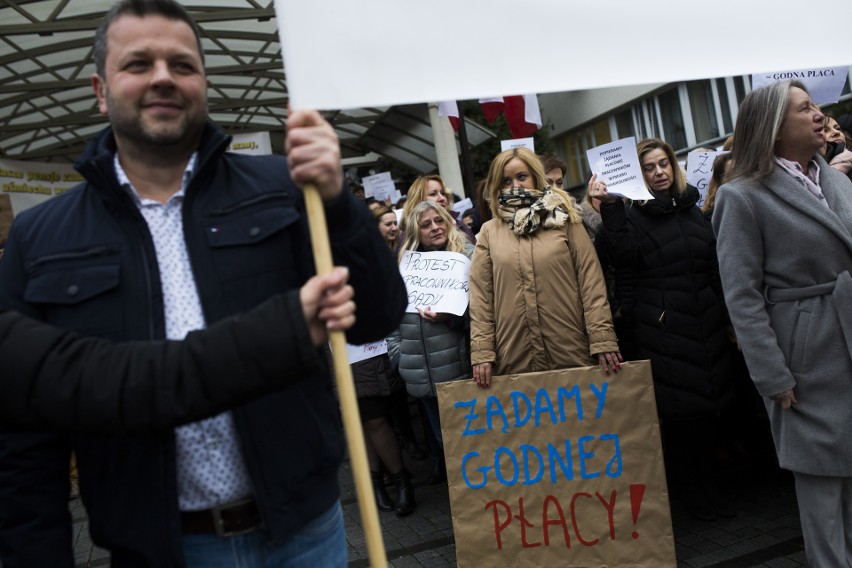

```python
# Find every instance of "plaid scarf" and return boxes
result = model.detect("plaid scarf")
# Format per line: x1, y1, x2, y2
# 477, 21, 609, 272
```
497, 187, 569, 235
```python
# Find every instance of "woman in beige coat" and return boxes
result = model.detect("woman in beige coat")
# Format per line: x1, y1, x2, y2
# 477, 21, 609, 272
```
714, 80, 852, 567
469, 147, 620, 387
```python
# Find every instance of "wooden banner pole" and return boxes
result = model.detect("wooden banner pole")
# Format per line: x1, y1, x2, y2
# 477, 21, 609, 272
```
303, 184, 388, 567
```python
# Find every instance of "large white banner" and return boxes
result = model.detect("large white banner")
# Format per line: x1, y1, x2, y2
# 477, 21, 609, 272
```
274, 0, 852, 110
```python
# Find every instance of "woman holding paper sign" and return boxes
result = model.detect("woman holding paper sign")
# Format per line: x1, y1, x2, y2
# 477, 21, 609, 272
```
713, 80, 852, 566
589, 138, 738, 521
468, 147, 621, 386
386, 201, 475, 454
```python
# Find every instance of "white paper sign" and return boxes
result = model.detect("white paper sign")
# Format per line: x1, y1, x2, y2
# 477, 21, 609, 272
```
686, 151, 728, 207
346, 340, 388, 365
585, 137, 653, 201
452, 197, 473, 215
500, 137, 535, 152
399, 250, 471, 316
274, 0, 852, 111
751, 66, 849, 105
362, 172, 396, 201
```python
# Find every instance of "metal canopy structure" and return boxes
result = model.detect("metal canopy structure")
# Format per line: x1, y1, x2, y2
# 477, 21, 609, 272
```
0, 0, 493, 170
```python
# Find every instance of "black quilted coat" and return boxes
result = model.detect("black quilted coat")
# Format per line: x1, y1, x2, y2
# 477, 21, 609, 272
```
598, 186, 736, 419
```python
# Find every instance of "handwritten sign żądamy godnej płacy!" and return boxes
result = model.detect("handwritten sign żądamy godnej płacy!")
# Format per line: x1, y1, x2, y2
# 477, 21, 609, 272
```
437, 361, 676, 568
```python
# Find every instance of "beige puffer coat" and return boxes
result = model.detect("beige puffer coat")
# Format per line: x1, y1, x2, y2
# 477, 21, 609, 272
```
469, 218, 617, 375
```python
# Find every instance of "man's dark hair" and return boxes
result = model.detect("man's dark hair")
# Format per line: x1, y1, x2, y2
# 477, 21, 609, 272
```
94, 0, 205, 78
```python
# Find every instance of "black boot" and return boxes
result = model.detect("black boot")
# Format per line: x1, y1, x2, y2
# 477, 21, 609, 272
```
427, 456, 446, 485
391, 469, 415, 517
371, 471, 394, 512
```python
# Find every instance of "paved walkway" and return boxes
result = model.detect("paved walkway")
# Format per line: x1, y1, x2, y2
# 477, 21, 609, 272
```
58, 451, 807, 568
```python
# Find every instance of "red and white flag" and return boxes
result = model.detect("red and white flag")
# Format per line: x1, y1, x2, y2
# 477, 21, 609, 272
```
437, 100, 460, 131
477, 94, 542, 139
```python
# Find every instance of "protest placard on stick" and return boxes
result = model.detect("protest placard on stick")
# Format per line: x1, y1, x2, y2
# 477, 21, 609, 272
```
436, 360, 675, 567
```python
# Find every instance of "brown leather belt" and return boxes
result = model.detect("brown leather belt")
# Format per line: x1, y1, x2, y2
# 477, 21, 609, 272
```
180, 498, 262, 537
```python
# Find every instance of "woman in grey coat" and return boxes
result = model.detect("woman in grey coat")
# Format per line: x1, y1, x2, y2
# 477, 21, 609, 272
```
386, 201, 475, 450
713, 80, 852, 567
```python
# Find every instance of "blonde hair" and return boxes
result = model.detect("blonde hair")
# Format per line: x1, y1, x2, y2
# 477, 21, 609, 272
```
398, 201, 467, 262
483, 147, 581, 223
403, 175, 447, 222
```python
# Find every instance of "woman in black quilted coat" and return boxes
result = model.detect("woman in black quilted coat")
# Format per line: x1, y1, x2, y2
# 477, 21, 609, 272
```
590, 138, 738, 521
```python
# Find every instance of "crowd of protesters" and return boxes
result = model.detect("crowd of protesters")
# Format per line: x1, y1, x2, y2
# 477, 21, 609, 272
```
2, 21, 851, 564
353, 84, 852, 566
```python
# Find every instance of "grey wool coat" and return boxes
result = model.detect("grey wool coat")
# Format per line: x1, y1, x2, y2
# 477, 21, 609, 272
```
713, 155, 852, 476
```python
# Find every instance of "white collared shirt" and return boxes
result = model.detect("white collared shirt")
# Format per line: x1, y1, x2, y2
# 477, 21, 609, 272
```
115, 153, 253, 511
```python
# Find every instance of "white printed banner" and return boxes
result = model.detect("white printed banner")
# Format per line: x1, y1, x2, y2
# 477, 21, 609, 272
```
751, 66, 849, 105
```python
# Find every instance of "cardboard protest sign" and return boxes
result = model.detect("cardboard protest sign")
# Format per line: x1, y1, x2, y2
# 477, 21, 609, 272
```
686, 151, 728, 207
752, 66, 849, 105
586, 138, 653, 201
436, 360, 675, 568
274, 0, 851, 111
399, 250, 471, 315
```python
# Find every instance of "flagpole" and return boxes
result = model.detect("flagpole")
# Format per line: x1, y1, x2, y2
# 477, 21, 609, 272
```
455, 102, 475, 199
303, 184, 388, 567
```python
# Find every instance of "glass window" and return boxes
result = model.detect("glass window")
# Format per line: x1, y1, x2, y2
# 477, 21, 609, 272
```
563, 134, 585, 187
615, 109, 634, 139
657, 88, 687, 150
715, 78, 733, 133
734, 76, 748, 104
687, 79, 720, 144
593, 119, 612, 147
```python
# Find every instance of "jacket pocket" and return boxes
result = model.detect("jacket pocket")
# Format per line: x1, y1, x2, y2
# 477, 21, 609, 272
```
25, 254, 120, 305
23, 251, 123, 336
205, 206, 299, 249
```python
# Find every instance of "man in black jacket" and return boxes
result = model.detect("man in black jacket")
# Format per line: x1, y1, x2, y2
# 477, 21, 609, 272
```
0, 0, 407, 566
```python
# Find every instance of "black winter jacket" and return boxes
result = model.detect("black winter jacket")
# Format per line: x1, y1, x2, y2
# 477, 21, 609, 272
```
0, 123, 407, 567
599, 186, 736, 419
0, 292, 321, 432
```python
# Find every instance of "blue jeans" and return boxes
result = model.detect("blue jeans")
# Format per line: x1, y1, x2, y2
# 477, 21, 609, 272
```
181, 501, 347, 568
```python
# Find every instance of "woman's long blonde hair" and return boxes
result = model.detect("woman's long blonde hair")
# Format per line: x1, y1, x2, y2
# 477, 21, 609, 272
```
402, 175, 449, 222
483, 147, 581, 223
398, 201, 467, 262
